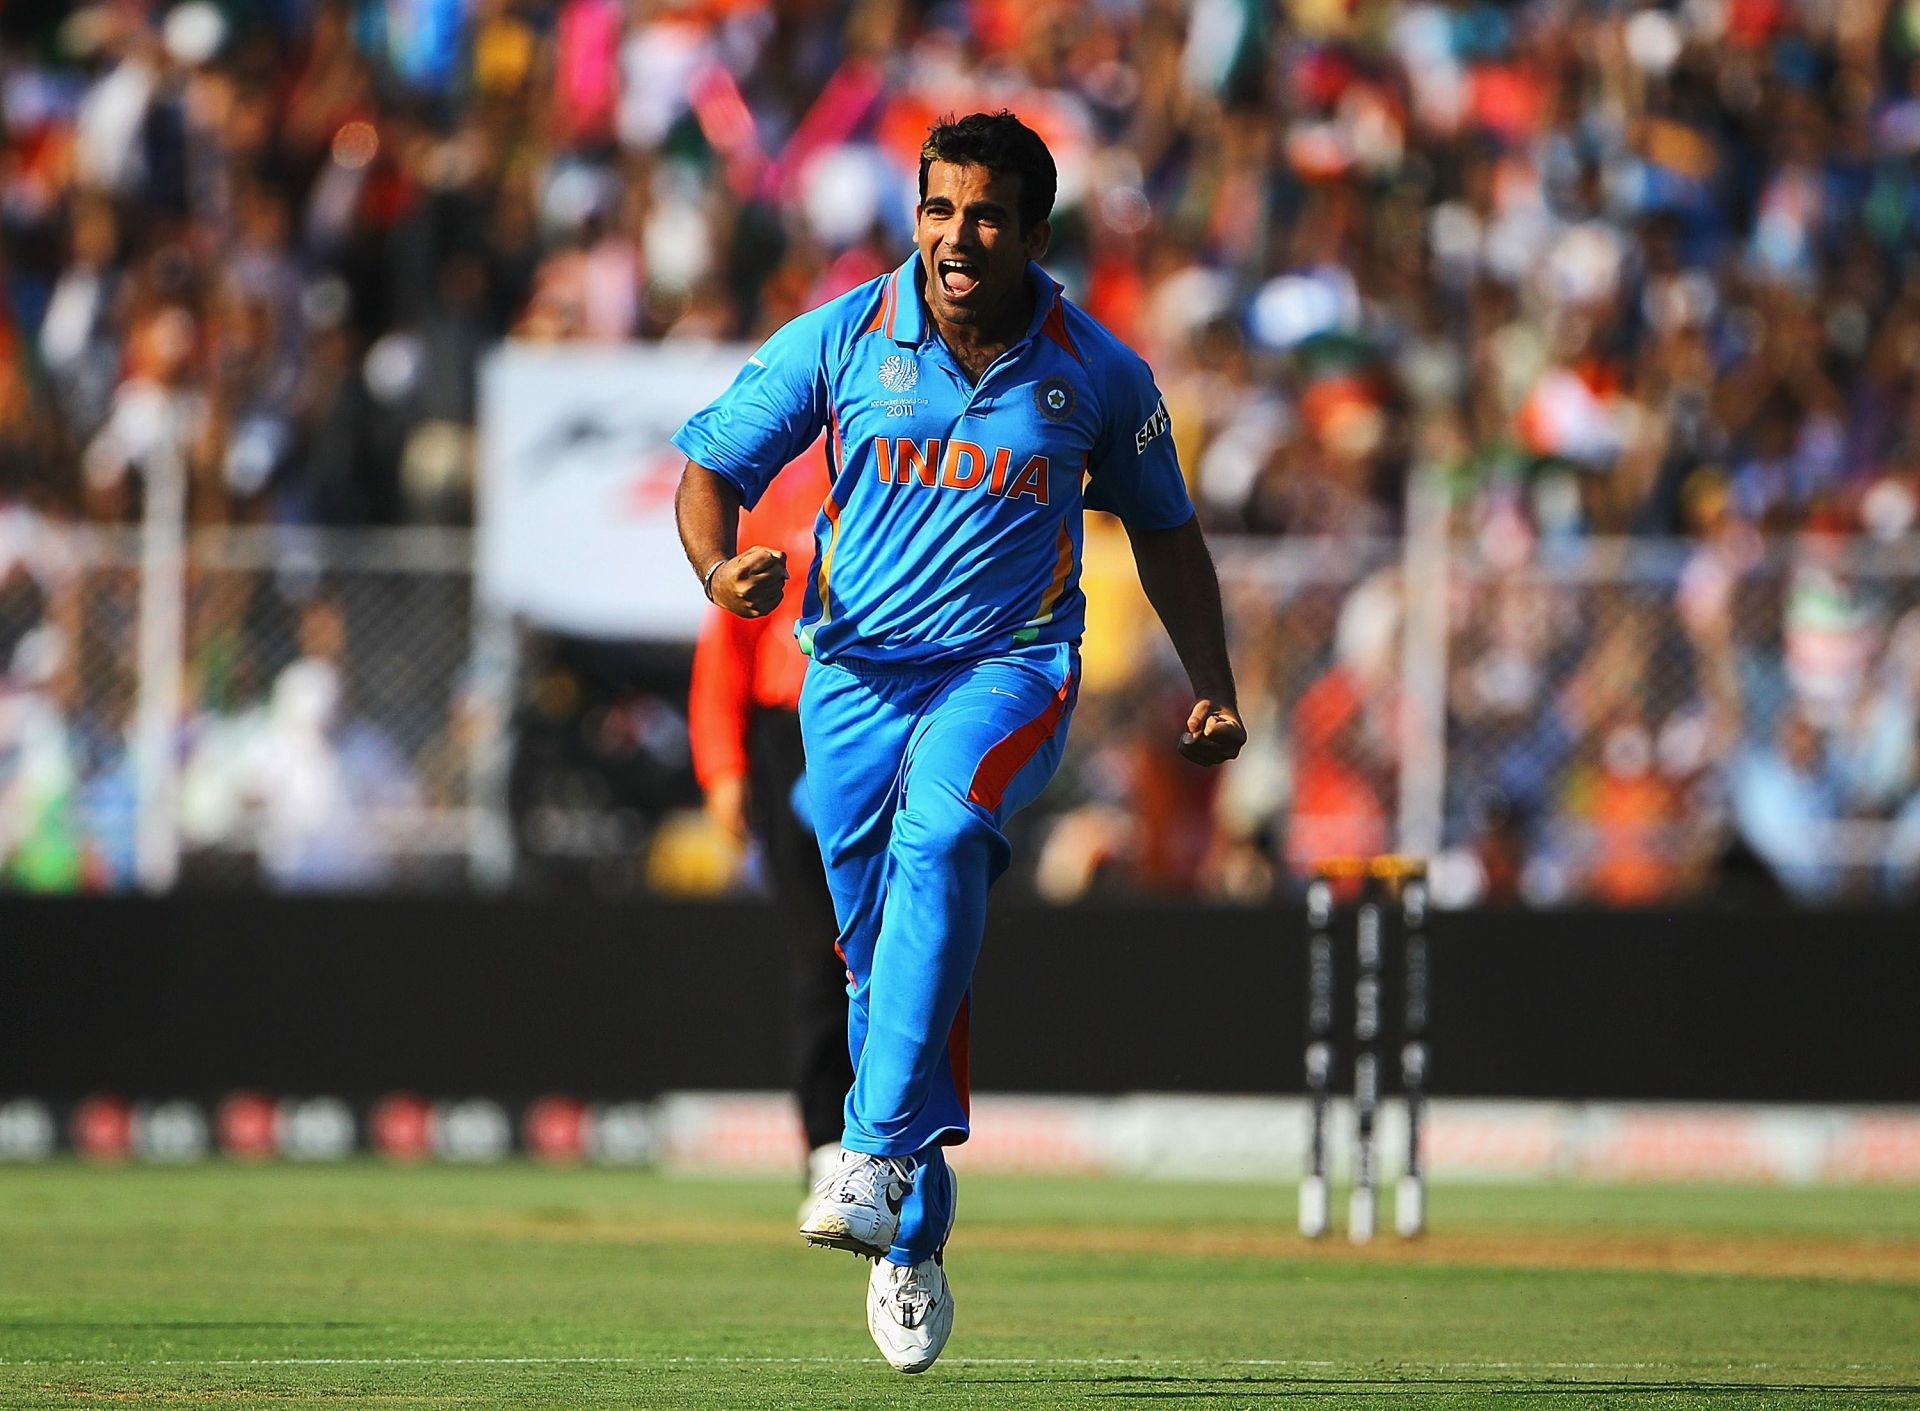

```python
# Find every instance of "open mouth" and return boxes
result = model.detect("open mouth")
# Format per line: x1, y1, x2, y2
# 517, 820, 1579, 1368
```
937, 257, 982, 299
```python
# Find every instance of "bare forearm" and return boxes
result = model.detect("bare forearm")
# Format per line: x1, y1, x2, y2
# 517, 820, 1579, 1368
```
675, 461, 743, 585
1127, 514, 1236, 706
675, 460, 789, 617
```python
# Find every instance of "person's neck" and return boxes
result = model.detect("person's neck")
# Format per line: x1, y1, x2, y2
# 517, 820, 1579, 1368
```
929, 280, 1035, 381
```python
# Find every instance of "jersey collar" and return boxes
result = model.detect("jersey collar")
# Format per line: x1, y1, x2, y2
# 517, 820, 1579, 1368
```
886, 254, 1065, 353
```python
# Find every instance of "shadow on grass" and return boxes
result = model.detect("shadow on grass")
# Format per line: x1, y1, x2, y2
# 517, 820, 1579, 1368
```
0, 1322, 372, 1332
960, 1376, 1920, 1400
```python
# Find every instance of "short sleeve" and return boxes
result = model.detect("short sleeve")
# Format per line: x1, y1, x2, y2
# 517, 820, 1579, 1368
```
671, 310, 833, 508
1083, 354, 1193, 531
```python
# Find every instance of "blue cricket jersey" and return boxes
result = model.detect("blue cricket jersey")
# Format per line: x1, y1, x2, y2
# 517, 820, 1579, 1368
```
672, 254, 1192, 667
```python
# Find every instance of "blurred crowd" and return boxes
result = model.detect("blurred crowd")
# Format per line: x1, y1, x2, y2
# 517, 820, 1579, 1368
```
4, 0, 1920, 899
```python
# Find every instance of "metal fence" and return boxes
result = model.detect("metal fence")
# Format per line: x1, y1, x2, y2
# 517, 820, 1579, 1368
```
0, 524, 479, 893
1451, 534, 1920, 905
3, 518, 1916, 903
1194, 529, 1920, 907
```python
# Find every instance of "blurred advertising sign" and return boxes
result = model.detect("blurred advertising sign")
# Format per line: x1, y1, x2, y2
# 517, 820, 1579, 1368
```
477, 342, 748, 640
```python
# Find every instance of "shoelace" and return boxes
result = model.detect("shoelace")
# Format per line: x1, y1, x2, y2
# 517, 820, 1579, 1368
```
879, 1262, 937, 1328
826, 1155, 915, 1205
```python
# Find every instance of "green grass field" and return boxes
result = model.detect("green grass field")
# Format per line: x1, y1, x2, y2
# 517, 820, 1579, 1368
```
2, 1163, 1917, 1409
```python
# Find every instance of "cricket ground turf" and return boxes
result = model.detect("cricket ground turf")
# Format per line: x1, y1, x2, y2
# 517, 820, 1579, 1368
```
1, 1163, 1916, 1409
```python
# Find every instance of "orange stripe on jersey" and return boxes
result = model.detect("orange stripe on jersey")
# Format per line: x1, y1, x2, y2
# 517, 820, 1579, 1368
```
816, 490, 843, 616
1039, 295, 1083, 364
1033, 521, 1075, 623
966, 668, 1076, 813
861, 281, 890, 337
883, 272, 901, 339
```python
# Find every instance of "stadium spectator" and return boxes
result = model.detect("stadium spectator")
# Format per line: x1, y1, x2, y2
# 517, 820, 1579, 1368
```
180, 593, 422, 889
4, 0, 1920, 901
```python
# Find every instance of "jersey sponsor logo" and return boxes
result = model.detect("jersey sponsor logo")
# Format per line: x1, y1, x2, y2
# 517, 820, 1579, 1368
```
878, 354, 919, 393
1034, 376, 1075, 422
1135, 398, 1170, 453
874, 438, 1051, 504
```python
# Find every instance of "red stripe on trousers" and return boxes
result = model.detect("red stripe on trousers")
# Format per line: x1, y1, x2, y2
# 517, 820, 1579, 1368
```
947, 993, 971, 1119
965, 670, 1075, 812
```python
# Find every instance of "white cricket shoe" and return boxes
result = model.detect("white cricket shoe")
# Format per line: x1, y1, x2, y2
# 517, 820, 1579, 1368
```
867, 1253, 954, 1374
799, 1143, 842, 1222
798, 1151, 916, 1258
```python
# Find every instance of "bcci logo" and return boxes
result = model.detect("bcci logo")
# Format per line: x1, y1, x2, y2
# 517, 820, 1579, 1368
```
878, 355, 919, 393
1034, 377, 1075, 422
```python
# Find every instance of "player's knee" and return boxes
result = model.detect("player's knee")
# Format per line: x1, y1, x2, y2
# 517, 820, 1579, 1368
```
894, 791, 1001, 864
897, 801, 1011, 882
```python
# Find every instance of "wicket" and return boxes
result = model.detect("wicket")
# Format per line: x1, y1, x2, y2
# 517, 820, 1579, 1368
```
1299, 855, 1430, 1243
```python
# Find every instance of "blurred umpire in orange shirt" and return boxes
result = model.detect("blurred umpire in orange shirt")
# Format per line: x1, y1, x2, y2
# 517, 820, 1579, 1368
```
687, 440, 852, 1186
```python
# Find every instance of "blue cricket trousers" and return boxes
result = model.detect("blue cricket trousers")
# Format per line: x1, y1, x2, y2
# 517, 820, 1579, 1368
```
798, 640, 1078, 1263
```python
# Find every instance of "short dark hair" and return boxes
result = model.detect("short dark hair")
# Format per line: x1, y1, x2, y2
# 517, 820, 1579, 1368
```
918, 111, 1057, 234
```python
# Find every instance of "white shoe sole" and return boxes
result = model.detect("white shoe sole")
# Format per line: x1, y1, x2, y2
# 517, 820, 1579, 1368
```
799, 1222, 887, 1259
799, 1206, 895, 1259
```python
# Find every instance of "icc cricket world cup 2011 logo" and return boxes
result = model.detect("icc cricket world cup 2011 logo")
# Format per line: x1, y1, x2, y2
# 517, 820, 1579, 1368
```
878, 355, 919, 393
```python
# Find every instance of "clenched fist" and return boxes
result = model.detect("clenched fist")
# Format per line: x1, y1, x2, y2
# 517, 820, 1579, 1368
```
1178, 698, 1246, 766
709, 546, 789, 618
